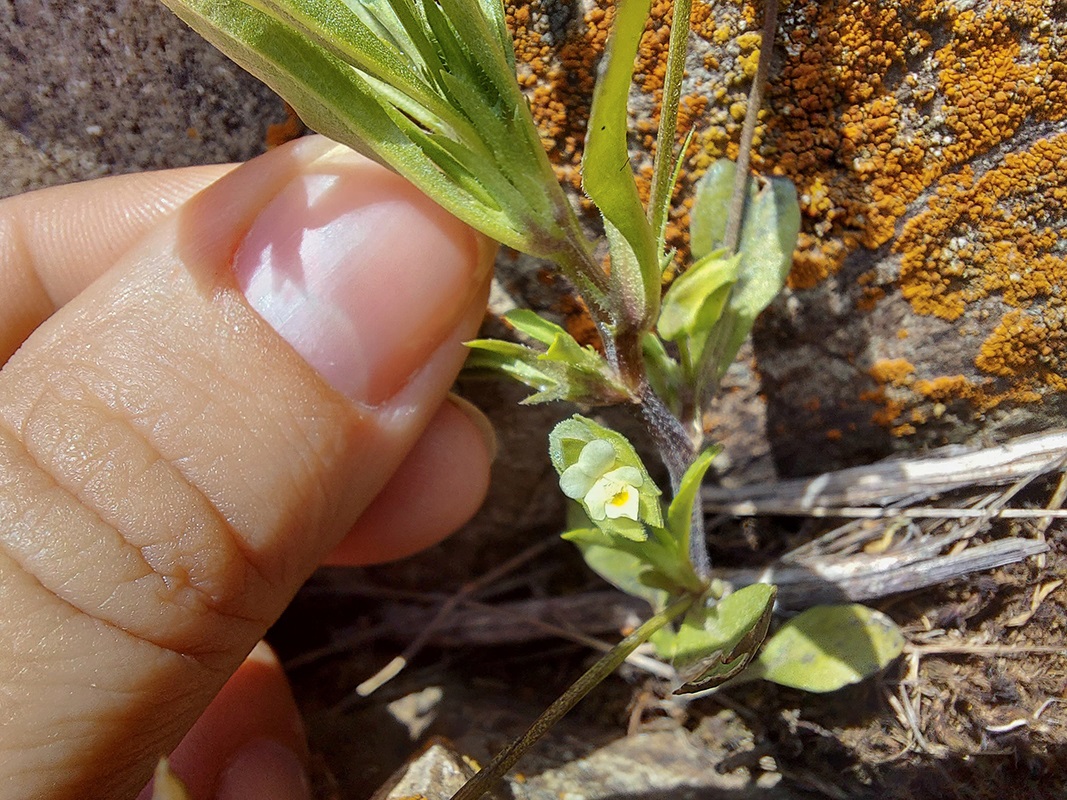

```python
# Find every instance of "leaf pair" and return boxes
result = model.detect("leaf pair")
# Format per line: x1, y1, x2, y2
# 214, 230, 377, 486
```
160, 0, 588, 268
669, 601, 905, 695
663, 596, 905, 694
465, 311, 630, 406
654, 159, 801, 412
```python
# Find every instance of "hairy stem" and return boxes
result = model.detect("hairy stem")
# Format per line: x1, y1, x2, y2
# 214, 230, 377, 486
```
640, 389, 697, 491
638, 389, 710, 580
648, 0, 693, 245
448, 595, 695, 800
722, 0, 779, 255
551, 226, 609, 298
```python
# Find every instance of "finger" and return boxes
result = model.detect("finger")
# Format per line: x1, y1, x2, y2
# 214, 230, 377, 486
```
136, 642, 309, 800
326, 394, 496, 565
0, 164, 235, 363
0, 135, 494, 799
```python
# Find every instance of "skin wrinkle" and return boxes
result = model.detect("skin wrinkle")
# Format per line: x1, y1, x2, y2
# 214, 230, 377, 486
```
1, 204, 60, 310
165, 338, 330, 525
0, 514, 204, 667
115, 344, 296, 574
14, 368, 265, 605
0, 405, 266, 660
35, 265, 349, 564
0, 541, 230, 798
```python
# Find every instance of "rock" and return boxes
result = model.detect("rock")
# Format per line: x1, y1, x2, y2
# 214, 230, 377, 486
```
0, 0, 282, 196
504, 0, 1067, 476
369, 739, 477, 800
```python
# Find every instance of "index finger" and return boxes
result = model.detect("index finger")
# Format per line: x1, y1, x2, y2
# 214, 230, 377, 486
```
0, 164, 235, 363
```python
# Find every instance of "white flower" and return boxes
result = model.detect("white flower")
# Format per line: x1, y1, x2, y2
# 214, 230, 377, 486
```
559, 439, 644, 522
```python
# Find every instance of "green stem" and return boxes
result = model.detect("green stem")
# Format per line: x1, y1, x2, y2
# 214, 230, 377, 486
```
722, 0, 779, 255
648, 0, 693, 247
448, 594, 695, 800
550, 221, 609, 298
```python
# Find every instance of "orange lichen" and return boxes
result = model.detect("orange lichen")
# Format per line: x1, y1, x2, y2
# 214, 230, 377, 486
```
860, 385, 907, 430
896, 133, 1067, 406
976, 309, 1067, 393
764, 0, 1066, 286
862, 359, 916, 433
915, 375, 972, 402
504, 0, 1066, 426
265, 102, 304, 148
897, 135, 1067, 322
869, 359, 915, 388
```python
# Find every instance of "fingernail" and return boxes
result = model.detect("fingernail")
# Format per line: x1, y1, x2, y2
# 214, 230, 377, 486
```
215, 739, 310, 800
447, 393, 498, 461
234, 147, 491, 404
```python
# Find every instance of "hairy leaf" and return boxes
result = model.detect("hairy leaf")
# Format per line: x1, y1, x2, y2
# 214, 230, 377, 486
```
657, 250, 739, 368
550, 415, 663, 534
665, 447, 719, 556
160, 0, 582, 263
465, 311, 629, 405
582, 0, 658, 329
688, 159, 801, 382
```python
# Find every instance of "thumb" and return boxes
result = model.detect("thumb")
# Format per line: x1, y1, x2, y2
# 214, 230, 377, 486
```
0, 135, 492, 799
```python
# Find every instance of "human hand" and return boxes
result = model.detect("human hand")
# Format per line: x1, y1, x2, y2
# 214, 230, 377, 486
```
0, 135, 496, 799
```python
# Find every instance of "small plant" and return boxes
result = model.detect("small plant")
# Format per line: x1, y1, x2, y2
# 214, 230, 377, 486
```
159, 0, 905, 796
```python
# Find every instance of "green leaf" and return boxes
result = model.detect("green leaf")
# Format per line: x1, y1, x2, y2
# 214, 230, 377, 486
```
582, 0, 658, 329
640, 332, 682, 415
688, 159, 801, 383
725, 175, 801, 352
657, 251, 739, 358
505, 310, 584, 349
652, 126, 695, 252
749, 604, 905, 693
160, 0, 583, 263
689, 160, 734, 261
665, 447, 719, 555
670, 584, 776, 693
564, 530, 669, 611
549, 415, 663, 534
465, 311, 630, 406
464, 339, 564, 402
472, 0, 516, 71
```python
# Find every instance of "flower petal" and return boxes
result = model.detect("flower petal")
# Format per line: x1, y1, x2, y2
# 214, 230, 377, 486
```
560, 464, 596, 499
603, 484, 640, 521
604, 465, 643, 487
583, 477, 615, 520
576, 439, 617, 476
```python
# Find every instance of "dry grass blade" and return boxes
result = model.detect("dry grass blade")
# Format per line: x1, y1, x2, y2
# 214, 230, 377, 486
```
702, 429, 1067, 515
718, 538, 1049, 610
698, 430, 1066, 609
